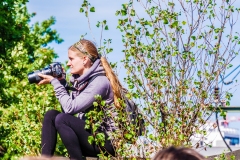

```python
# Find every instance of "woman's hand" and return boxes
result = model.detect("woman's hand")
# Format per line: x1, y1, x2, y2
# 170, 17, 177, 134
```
38, 73, 54, 85
57, 68, 66, 81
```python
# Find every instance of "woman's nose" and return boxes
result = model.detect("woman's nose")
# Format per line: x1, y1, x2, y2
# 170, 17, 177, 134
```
67, 61, 71, 66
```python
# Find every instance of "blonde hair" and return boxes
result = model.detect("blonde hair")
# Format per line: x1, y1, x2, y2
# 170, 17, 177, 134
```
69, 39, 123, 108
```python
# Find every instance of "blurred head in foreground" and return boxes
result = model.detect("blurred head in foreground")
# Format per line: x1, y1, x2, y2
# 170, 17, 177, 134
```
153, 146, 206, 160
20, 156, 69, 160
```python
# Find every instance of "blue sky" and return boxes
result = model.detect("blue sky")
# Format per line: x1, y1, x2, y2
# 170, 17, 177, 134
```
27, 0, 124, 63
27, 0, 240, 130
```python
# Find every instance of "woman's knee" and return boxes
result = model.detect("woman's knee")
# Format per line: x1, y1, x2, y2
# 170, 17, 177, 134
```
55, 113, 84, 131
55, 113, 69, 129
43, 109, 60, 123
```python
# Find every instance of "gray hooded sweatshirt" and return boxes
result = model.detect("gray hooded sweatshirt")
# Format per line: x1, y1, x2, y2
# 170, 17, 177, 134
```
50, 59, 116, 132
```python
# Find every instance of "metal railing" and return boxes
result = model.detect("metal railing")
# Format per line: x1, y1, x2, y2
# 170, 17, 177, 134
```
216, 106, 240, 112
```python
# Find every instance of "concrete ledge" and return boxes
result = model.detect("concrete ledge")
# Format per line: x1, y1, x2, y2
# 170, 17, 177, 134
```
206, 149, 240, 160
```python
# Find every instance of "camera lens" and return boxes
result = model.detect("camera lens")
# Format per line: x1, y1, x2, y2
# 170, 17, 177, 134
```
27, 62, 62, 84
28, 70, 42, 84
27, 68, 52, 84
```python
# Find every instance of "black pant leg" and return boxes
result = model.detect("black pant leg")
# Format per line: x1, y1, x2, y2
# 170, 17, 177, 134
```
55, 113, 115, 160
41, 109, 61, 156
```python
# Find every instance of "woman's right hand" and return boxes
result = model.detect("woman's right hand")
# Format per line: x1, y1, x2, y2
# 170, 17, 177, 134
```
58, 68, 66, 81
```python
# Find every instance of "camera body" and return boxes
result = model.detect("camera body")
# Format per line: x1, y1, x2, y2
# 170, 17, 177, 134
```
28, 62, 63, 84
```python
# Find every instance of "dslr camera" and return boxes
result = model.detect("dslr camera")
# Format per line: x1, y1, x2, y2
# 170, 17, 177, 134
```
28, 62, 63, 84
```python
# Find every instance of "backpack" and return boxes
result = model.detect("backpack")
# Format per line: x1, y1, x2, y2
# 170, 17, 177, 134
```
120, 89, 145, 136
79, 73, 145, 137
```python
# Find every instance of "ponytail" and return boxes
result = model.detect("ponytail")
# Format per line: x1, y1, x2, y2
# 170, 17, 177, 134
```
100, 57, 123, 109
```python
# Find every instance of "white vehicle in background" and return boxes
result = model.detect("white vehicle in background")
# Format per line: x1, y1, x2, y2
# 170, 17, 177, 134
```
192, 116, 240, 156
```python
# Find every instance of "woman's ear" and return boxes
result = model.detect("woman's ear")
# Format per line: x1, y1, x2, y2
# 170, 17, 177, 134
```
82, 56, 88, 63
82, 56, 92, 66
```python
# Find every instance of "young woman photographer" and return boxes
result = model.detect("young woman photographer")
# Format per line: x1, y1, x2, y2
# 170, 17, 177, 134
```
37, 39, 123, 160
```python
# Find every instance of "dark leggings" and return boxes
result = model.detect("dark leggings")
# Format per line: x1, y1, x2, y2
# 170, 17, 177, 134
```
41, 110, 115, 160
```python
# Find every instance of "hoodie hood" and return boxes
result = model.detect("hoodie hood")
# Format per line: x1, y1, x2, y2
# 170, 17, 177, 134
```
70, 59, 105, 85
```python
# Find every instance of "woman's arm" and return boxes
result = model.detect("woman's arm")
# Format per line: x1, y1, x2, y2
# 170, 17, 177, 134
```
51, 76, 112, 114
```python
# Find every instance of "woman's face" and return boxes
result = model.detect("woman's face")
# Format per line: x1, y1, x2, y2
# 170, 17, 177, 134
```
67, 50, 85, 75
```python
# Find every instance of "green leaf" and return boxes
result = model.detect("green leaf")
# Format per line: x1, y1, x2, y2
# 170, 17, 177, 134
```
88, 136, 94, 144
85, 11, 88, 17
104, 25, 109, 30
79, 8, 84, 13
163, 18, 168, 24
124, 133, 133, 140
115, 10, 120, 16
171, 21, 178, 28
125, 93, 131, 98
103, 20, 107, 25
122, 3, 128, 10
130, 9, 135, 16
93, 102, 98, 107
101, 101, 106, 106
90, 7, 95, 12
96, 21, 100, 28
182, 21, 187, 25
179, 134, 185, 140
121, 9, 127, 16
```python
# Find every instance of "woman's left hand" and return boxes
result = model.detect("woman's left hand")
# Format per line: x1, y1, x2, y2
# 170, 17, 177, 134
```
38, 73, 54, 85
